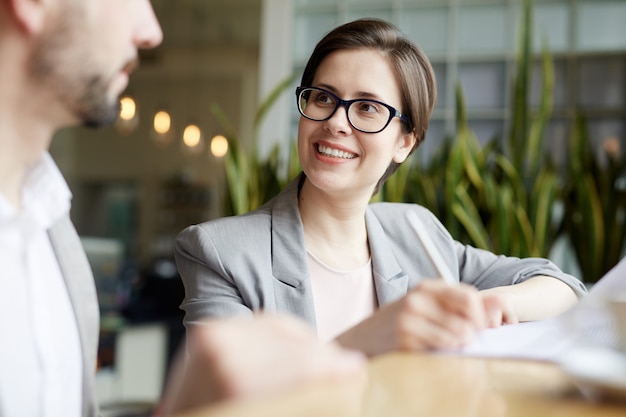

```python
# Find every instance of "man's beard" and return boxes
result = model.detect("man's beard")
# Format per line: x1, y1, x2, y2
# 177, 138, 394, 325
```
29, 11, 120, 129
76, 76, 120, 129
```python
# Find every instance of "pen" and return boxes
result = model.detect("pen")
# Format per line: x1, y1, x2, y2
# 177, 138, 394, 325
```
406, 210, 457, 285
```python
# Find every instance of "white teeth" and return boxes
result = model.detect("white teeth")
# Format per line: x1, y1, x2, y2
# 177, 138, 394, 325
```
317, 144, 356, 159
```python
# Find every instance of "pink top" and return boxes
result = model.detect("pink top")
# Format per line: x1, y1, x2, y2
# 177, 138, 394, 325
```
308, 251, 377, 342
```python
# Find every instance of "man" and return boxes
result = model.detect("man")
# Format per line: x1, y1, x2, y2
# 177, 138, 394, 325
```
0, 0, 365, 416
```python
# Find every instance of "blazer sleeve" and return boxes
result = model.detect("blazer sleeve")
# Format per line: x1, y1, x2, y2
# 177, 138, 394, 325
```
373, 203, 587, 299
420, 208, 588, 297
175, 224, 254, 329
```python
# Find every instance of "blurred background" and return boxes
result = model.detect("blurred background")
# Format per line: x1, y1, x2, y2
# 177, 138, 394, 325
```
47, 0, 626, 409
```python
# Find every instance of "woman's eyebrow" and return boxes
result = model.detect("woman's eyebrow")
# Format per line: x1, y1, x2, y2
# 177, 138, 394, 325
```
315, 84, 383, 100
314, 83, 338, 93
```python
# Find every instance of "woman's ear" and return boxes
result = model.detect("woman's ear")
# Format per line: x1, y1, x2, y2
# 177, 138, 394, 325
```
8, 0, 47, 35
392, 131, 417, 164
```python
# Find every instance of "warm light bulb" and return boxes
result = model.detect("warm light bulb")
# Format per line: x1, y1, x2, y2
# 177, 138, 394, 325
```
119, 96, 136, 121
210, 135, 229, 158
154, 110, 171, 134
183, 124, 202, 148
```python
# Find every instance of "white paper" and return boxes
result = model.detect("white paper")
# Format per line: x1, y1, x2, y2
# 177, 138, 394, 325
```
455, 257, 626, 361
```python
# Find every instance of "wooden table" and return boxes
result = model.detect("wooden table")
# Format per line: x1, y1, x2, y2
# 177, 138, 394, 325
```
177, 353, 626, 417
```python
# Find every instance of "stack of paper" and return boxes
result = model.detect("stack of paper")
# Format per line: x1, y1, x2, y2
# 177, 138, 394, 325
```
459, 257, 626, 361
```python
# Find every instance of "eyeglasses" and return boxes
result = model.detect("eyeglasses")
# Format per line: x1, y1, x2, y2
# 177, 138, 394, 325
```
295, 86, 408, 134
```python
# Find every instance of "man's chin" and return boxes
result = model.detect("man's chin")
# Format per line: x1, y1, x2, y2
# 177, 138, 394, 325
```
81, 105, 119, 129
83, 118, 112, 129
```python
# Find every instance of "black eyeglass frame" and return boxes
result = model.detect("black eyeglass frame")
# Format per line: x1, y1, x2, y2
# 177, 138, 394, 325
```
295, 86, 408, 134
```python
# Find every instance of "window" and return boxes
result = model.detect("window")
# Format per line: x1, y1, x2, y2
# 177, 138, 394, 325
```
276, 0, 626, 163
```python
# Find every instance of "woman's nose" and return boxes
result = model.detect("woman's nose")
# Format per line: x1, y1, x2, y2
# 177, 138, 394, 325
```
324, 105, 353, 135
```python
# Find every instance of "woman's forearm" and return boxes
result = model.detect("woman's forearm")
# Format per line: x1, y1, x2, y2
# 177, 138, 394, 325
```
480, 276, 580, 322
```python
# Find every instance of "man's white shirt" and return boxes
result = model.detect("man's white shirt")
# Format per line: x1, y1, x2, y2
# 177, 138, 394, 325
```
0, 152, 82, 417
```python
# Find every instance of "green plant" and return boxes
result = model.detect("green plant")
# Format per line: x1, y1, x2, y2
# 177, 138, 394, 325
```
452, 0, 561, 258
381, 0, 560, 259
213, 73, 300, 216
217, 0, 625, 282
561, 112, 626, 282
443, 79, 559, 258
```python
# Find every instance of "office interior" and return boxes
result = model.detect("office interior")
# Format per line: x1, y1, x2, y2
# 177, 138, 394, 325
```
47, 0, 626, 407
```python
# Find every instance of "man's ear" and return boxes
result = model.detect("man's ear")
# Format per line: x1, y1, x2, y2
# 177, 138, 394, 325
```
8, 0, 46, 35
392, 131, 417, 164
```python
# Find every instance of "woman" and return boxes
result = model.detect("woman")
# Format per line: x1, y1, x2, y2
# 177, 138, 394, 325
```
176, 18, 586, 356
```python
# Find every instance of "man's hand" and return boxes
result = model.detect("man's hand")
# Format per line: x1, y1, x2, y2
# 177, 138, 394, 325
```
157, 314, 366, 416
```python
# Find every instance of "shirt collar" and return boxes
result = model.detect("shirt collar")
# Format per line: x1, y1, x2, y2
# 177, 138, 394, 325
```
0, 152, 72, 229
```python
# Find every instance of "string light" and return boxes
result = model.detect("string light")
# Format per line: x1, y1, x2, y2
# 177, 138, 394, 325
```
181, 123, 204, 155
151, 109, 174, 147
210, 135, 229, 158
118, 97, 223, 160
119, 96, 137, 121
183, 124, 202, 147
115, 95, 139, 135
154, 110, 171, 134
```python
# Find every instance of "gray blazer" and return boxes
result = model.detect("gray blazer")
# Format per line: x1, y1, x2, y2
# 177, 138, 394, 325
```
176, 175, 587, 329
48, 216, 99, 417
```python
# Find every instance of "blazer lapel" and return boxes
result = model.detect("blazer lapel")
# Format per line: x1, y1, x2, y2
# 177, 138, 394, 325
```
269, 175, 317, 325
365, 208, 410, 306
267, 176, 411, 322
48, 216, 99, 417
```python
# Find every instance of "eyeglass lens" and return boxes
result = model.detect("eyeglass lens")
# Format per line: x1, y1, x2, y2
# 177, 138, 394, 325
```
298, 88, 392, 133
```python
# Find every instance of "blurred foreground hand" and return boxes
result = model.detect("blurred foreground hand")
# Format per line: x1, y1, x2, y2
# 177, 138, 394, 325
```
156, 314, 367, 416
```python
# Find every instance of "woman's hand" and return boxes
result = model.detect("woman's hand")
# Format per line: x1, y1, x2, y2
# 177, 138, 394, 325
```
478, 291, 518, 328
335, 280, 489, 356
478, 276, 578, 323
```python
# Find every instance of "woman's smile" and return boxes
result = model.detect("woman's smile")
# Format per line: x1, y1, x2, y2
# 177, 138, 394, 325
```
316, 143, 357, 160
